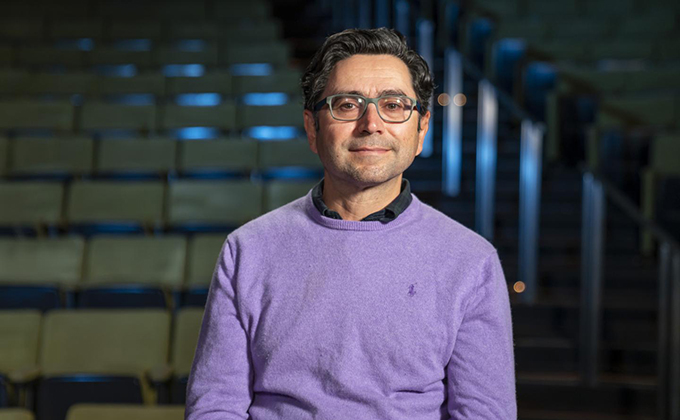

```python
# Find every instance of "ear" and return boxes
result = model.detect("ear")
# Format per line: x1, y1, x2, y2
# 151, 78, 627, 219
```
415, 111, 430, 156
303, 109, 319, 154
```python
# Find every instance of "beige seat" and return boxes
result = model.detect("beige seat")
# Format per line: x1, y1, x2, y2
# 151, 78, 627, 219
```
213, 1, 271, 19
0, 19, 43, 41
40, 309, 171, 404
96, 138, 176, 174
187, 234, 226, 287
0, 71, 27, 95
10, 137, 94, 176
22, 73, 96, 96
0, 137, 7, 176
88, 48, 154, 68
108, 21, 162, 40
233, 69, 302, 95
179, 139, 257, 173
67, 181, 165, 226
49, 20, 105, 40
17, 47, 84, 68
66, 404, 184, 420
80, 103, 156, 131
222, 42, 290, 66
238, 103, 303, 129
0, 182, 64, 226
156, 45, 219, 66
0, 102, 73, 131
264, 180, 317, 212
221, 20, 282, 42
92, 74, 165, 96
169, 180, 263, 226
165, 72, 232, 95
258, 139, 321, 170
172, 308, 204, 379
85, 236, 186, 288
0, 47, 13, 68
0, 311, 41, 388
0, 238, 84, 286
0, 409, 35, 420
161, 103, 237, 130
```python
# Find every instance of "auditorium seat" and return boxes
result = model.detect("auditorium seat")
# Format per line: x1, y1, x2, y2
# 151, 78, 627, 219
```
0, 311, 41, 407
49, 20, 104, 41
108, 21, 163, 41
0, 101, 74, 131
157, 44, 219, 66
96, 138, 176, 175
0, 181, 64, 228
264, 179, 317, 212
0, 409, 34, 420
257, 140, 321, 171
17, 47, 84, 69
641, 133, 680, 254
37, 309, 171, 420
80, 103, 156, 132
0, 47, 12, 68
233, 69, 302, 95
161, 103, 237, 132
66, 181, 165, 231
182, 234, 225, 306
526, 0, 578, 16
0, 237, 84, 310
178, 138, 257, 174
213, 0, 271, 20
238, 103, 303, 129
0, 137, 7, 176
9, 137, 94, 177
88, 48, 154, 69
79, 235, 186, 308
92, 74, 165, 97
0, 71, 25, 96
165, 72, 232, 95
0, 19, 43, 41
66, 404, 184, 420
170, 308, 203, 403
221, 42, 290, 66
23, 73, 96, 96
168, 180, 263, 230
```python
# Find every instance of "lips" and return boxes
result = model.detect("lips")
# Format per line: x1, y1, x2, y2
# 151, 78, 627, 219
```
350, 148, 390, 152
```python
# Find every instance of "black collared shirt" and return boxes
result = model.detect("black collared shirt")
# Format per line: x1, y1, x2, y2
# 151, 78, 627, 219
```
311, 178, 413, 222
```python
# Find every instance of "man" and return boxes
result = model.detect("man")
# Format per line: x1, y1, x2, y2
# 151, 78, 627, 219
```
186, 28, 516, 419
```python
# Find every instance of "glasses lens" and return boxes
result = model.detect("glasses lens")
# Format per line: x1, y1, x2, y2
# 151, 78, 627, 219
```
378, 96, 413, 122
329, 95, 365, 121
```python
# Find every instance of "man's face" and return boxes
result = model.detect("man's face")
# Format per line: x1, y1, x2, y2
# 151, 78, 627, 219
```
303, 54, 430, 189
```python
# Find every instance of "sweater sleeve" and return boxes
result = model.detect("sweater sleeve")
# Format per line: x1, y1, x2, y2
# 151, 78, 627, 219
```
185, 239, 254, 419
446, 251, 517, 419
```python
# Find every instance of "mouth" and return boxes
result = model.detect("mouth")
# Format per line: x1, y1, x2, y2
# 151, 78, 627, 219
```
349, 148, 390, 154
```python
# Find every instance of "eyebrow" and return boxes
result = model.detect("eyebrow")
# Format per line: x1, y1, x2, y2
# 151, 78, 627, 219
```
331, 89, 410, 97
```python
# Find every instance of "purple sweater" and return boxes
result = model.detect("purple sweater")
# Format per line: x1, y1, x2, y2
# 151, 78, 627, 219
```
185, 191, 516, 419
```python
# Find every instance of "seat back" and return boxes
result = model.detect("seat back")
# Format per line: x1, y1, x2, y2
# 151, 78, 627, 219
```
186, 234, 225, 287
179, 139, 257, 173
10, 138, 94, 176
96, 139, 176, 174
0, 310, 41, 375
0, 182, 64, 226
264, 180, 317, 212
66, 404, 184, 420
0, 238, 84, 286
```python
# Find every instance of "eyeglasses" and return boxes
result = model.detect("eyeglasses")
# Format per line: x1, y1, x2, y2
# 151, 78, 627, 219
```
313, 94, 421, 123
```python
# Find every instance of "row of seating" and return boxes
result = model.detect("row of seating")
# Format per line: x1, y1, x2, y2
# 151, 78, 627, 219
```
494, 13, 677, 41
0, 178, 318, 228
525, 38, 680, 63
473, 0, 678, 18
0, 19, 281, 42
0, 41, 291, 68
0, 308, 203, 419
0, 70, 301, 96
0, 0, 272, 19
0, 405, 184, 420
0, 137, 320, 177
0, 101, 303, 132
0, 234, 222, 290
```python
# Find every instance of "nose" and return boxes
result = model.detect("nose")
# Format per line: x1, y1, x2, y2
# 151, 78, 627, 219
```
356, 101, 385, 135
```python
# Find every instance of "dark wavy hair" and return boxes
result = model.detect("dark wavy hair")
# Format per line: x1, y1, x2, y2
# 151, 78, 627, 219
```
301, 28, 434, 119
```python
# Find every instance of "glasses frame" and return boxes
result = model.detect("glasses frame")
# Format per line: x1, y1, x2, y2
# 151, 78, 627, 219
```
313, 93, 422, 123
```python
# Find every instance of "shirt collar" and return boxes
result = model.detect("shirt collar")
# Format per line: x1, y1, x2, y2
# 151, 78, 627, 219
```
311, 178, 412, 222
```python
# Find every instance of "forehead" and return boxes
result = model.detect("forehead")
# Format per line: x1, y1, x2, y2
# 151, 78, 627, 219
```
323, 54, 415, 97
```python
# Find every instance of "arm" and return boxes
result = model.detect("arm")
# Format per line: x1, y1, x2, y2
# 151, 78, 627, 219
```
446, 251, 516, 419
185, 239, 253, 419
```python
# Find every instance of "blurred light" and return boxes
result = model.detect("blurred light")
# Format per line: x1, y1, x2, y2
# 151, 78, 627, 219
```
108, 94, 155, 105
176, 93, 221, 106
246, 126, 299, 140
163, 64, 205, 77
453, 93, 467, 107
55, 38, 94, 51
513, 281, 526, 293
437, 93, 450, 106
175, 127, 220, 140
242, 93, 288, 106
94, 65, 137, 77
230, 63, 273, 76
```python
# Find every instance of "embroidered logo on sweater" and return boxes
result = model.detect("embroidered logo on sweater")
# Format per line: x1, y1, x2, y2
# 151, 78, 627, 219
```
408, 283, 417, 297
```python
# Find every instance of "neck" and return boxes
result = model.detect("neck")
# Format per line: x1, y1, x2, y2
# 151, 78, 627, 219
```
322, 175, 403, 221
